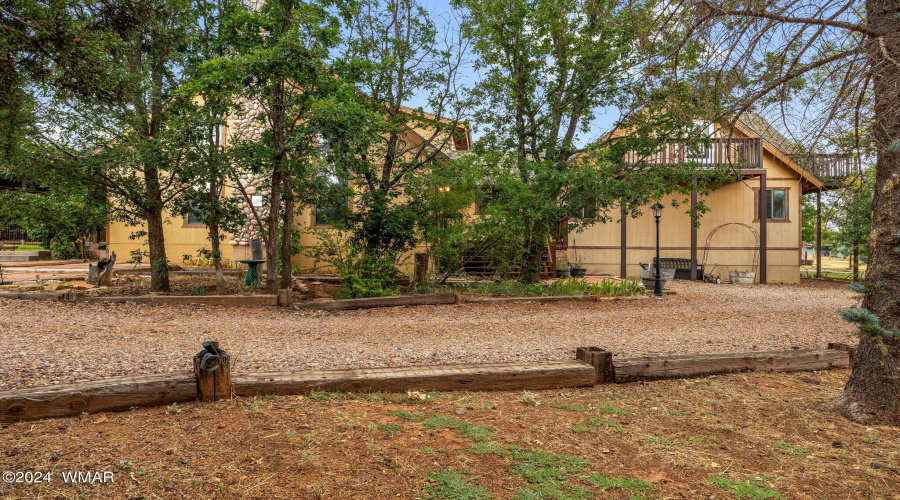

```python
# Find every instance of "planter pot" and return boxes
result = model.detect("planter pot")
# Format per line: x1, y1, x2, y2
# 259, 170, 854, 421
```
571, 268, 587, 278
640, 268, 675, 289
556, 268, 571, 278
729, 271, 756, 285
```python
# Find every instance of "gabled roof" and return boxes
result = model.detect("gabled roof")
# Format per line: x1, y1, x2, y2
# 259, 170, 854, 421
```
729, 117, 822, 190
735, 113, 801, 155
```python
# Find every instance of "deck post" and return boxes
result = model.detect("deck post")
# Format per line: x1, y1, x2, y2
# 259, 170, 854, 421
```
620, 203, 627, 278
690, 183, 698, 281
759, 172, 767, 284
816, 190, 822, 278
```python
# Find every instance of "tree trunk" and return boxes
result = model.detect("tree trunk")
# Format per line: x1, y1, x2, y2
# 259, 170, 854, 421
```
265, 78, 286, 294
280, 175, 294, 292
825, 0, 900, 425
209, 220, 224, 295
852, 242, 859, 282
146, 205, 170, 292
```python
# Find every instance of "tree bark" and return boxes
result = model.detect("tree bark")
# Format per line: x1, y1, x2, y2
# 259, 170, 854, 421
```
825, 0, 900, 425
265, 77, 286, 294
146, 205, 170, 292
280, 175, 294, 292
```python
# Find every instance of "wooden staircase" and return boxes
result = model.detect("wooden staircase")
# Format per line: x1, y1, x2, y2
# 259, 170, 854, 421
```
459, 246, 555, 279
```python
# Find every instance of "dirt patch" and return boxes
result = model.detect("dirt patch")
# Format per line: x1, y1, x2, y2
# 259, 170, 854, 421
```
1, 370, 897, 499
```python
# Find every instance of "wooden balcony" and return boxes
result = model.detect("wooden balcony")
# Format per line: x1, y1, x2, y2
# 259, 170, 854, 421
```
791, 154, 860, 186
621, 137, 763, 170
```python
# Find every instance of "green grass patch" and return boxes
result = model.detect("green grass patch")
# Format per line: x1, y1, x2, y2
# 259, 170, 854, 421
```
425, 415, 494, 441
14, 244, 43, 251
587, 474, 653, 493
508, 449, 592, 500
466, 441, 507, 457
390, 409, 424, 421
553, 404, 593, 411
307, 390, 352, 401
570, 424, 593, 434
376, 423, 403, 436
424, 468, 492, 500
587, 418, 624, 433
707, 475, 782, 499
771, 440, 807, 456
596, 404, 630, 416
667, 410, 686, 416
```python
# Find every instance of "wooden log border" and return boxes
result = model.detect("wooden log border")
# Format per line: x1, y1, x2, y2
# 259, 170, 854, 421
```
0, 291, 649, 310
0, 344, 854, 424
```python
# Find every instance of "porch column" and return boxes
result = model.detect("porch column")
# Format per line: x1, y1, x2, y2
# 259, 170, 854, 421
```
759, 172, 768, 284
690, 184, 698, 281
620, 203, 627, 278
816, 190, 822, 278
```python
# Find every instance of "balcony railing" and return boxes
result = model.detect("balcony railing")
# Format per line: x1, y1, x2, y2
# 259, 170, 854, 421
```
791, 154, 860, 184
621, 137, 763, 170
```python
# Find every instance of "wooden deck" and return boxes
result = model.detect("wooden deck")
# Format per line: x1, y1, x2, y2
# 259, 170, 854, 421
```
621, 137, 763, 170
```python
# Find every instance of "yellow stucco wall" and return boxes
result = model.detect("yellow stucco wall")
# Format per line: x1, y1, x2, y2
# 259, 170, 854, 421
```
566, 148, 803, 283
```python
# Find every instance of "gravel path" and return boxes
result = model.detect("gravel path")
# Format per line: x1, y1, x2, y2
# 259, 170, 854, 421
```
0, 279, 859, 390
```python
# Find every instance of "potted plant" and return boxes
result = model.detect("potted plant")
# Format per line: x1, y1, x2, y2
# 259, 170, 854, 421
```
569, 241, 587, 277
556, 261, 571, 278
571, 260, 587, 277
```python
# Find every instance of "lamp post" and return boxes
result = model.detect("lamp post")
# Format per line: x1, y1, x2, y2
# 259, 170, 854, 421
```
651, 202, 664, 297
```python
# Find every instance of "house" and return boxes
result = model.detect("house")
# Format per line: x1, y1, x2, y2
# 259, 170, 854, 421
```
105, 105, 470, 270
560, 114, 858, 283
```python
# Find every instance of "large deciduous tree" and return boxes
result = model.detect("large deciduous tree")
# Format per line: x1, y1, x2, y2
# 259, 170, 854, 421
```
317, 0, 469, 280
214, 0, 346, 293
680, 0, 899, 424
453, 0, 732, 282
2, 0, 202, 292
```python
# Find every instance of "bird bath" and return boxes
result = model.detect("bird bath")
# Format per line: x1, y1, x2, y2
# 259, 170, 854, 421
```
238, 239, 266, 287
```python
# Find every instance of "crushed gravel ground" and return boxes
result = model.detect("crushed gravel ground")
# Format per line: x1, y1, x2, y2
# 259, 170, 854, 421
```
0, 279, 859, 390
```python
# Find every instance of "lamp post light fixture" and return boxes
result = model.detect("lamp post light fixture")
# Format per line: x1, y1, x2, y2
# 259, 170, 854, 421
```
651, 202, 664, 297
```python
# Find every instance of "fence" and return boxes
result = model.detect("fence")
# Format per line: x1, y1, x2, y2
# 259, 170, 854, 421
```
0, 224, 33, 244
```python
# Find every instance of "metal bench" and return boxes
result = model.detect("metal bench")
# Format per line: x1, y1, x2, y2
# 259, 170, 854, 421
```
653, 257, 704, 280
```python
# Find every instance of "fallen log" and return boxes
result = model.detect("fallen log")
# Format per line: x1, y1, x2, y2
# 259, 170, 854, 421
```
78, 295, 277, 306
234, 360, 597, 396
613, 348, 849, 383
292, 292, 458, 311
0, 371, 196, 424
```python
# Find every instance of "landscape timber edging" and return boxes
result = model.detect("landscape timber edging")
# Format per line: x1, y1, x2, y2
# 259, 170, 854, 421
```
77, 295, 278, 306
462, 295, 646, 304
0, 345, 855, 424
611, 347, 851, 383
292, 292, 459, 311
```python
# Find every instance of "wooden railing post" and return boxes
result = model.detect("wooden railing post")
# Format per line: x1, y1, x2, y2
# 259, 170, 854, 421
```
194, 342, 231, 402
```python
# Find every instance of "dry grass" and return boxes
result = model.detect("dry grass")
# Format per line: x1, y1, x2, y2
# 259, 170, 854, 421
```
1, 369, 898, 499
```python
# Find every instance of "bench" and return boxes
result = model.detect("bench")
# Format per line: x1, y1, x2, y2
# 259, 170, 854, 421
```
653, 257, 704, 280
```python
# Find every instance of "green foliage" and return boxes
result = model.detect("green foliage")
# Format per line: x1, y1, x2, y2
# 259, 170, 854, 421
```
424, 469, 492, 500
449, 0, 734, 282
771, 440, 808, 456
839, 306, 900, 340
375, 423, 402, 436
441, 278, 643, 298
389, 409, 424, 422
706, 476, 782, 499
306, 229, 402, 298
508, 449, 591, 500
424, 415, 494, 441
0, 187, 108, 259
587, 474, 653, 493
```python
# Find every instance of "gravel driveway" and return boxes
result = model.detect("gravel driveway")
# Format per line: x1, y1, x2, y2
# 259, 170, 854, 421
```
0, 279, 859, 390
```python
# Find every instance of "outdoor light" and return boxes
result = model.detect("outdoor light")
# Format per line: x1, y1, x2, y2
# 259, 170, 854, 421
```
652, 202, 664, 298
438, 186, 452, 193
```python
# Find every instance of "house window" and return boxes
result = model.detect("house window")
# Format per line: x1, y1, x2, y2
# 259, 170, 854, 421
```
684, 121, 715, 162
314, 175, 349, 226
186, 208, 206, 226
756, 188, 789, 221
